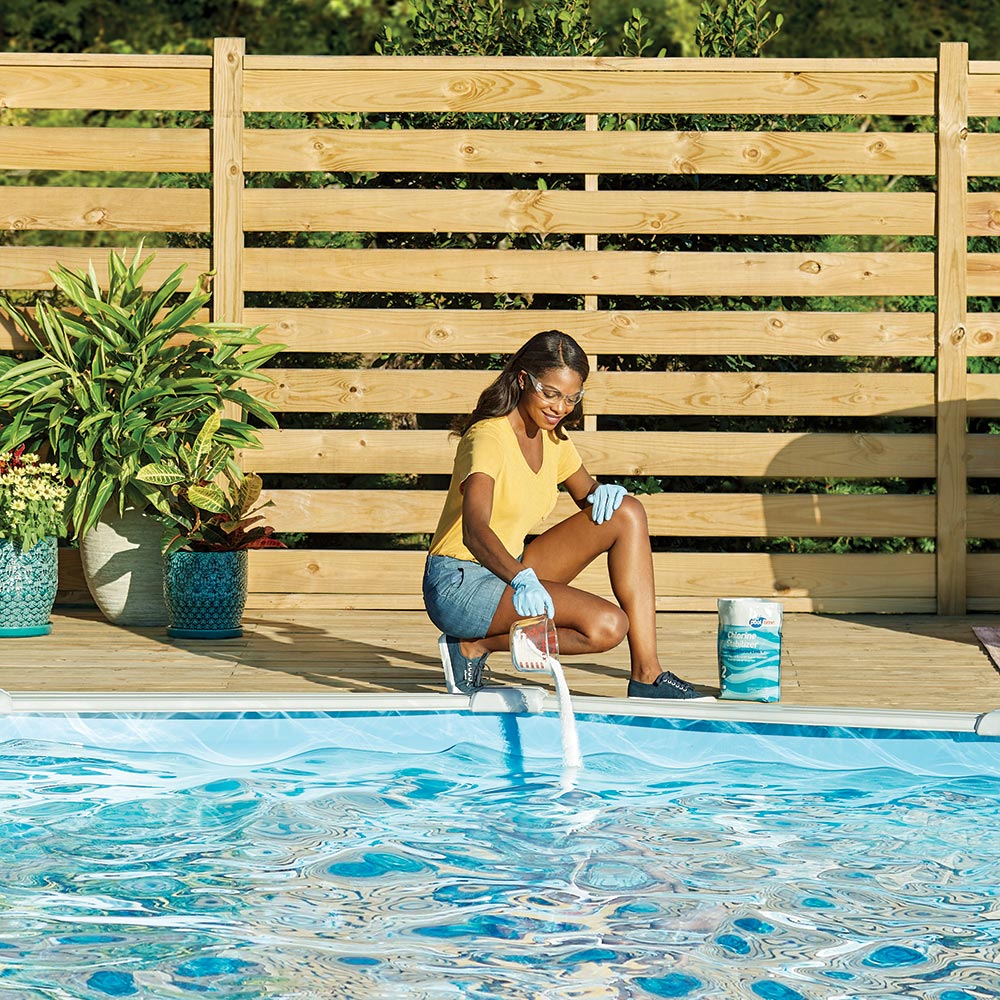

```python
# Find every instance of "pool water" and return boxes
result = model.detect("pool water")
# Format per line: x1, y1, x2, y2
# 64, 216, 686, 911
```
0, 712, 998, 999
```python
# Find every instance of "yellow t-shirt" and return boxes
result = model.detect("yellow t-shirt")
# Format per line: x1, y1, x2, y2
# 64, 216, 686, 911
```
429, 415, 583, 562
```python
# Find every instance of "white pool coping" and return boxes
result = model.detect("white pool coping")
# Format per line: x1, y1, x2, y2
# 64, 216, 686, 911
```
2, 686, 998, 735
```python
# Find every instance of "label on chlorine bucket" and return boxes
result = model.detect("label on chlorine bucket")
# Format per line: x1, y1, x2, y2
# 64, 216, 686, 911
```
717, 598, 782, 702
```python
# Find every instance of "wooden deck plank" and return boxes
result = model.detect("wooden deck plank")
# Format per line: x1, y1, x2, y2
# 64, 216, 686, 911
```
1, 610, 998, 713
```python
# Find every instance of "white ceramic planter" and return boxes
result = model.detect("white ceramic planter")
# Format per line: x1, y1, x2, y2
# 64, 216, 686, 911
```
79, 507, 167, 626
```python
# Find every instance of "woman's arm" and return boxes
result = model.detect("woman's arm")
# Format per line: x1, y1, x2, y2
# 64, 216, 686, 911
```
563, 465, 600, 510
462, 470, 555, 617
564, 464, 627, 524
461, 471, 528, 584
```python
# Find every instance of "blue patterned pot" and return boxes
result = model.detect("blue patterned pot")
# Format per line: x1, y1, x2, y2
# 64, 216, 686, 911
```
164, 549, 248, 639
0, 536, 58, 638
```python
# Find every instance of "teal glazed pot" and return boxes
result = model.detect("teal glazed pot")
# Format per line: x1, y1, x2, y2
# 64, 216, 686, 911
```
164, 549, 249, 640
0, 536, 58, 638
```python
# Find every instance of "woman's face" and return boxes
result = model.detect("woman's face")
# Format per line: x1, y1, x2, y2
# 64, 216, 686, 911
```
517, 365, 585, 431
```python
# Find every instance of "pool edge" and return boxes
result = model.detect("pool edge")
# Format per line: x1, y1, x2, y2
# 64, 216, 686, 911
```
1, 686, 995, 735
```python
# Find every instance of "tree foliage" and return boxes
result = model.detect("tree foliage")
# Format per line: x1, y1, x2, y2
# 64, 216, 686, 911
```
765, 0, 999, 58
1, 0, 394, 56
380, 0, 602, 56
695, 0, 782, 57
5, 0, 995, 61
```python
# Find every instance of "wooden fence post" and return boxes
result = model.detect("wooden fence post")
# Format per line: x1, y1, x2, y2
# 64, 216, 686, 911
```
211, 37, 245, 327
935, 41, 969, 615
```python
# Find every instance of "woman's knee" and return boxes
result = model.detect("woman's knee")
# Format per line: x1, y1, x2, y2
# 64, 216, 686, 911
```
615, 494, 649, 532
588, 605, 629, 651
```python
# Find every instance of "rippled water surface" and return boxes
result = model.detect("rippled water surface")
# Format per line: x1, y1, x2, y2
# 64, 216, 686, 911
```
1, 736, 999, 999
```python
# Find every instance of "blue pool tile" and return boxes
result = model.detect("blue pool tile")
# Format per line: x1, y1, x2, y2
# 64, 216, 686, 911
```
801, 897, 834, 908
203, 778, 242, 792
175, 957, 258, 977
326, 851, 425, 878
716, 934, 751, 954
86, 971, 138, 996
339, 957, 381, 966
571, 948, 621, 964
499, 951, 550, 967
416, 914, 522, 940
863, 945, 925, 967
615, 901, 661, 916
735, 917, 774, 934
940, 992, 977, 1000
751, 982, 807, 1000
635, 972, 702, 997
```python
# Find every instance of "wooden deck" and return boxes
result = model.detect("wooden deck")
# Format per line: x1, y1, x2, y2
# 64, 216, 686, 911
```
2, 609, 1000, 714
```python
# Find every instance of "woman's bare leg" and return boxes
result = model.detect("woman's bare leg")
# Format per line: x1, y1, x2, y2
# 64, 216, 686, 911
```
459, 496, 664, 683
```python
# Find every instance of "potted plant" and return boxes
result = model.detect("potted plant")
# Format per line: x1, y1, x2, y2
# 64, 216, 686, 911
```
0, 246, 284, 626
0, 446, 70, 637
137, 409, 286, 639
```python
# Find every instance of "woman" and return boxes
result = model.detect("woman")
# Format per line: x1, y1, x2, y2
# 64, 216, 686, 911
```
422, 330, 708, 700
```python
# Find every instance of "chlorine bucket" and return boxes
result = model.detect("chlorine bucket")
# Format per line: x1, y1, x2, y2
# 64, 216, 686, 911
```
717, 598, 783, 702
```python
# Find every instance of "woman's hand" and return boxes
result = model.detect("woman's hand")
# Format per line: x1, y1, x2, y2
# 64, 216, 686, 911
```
511, 568, 555, 617
587, 483, 627, 525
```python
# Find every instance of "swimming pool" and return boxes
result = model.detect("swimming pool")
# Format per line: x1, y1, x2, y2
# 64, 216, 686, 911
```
1, 693, 999, 999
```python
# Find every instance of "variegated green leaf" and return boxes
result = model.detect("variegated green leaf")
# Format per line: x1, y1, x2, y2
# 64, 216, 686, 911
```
136, 462, 185, 486
186, 482, 228, 513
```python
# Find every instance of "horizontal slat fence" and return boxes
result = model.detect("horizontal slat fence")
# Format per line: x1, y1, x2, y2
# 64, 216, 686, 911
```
4, 42, 1000, 612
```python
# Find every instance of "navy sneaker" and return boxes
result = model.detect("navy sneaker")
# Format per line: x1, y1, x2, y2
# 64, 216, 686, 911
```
627, 671, 714, 701
439, 634, 490, 695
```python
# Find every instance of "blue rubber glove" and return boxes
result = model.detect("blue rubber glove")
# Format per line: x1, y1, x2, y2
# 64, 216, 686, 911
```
511, 568, 555, 618
587, 483, 627, 525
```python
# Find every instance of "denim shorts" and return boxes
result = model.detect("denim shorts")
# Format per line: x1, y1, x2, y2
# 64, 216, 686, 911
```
422, 554, 508, 639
